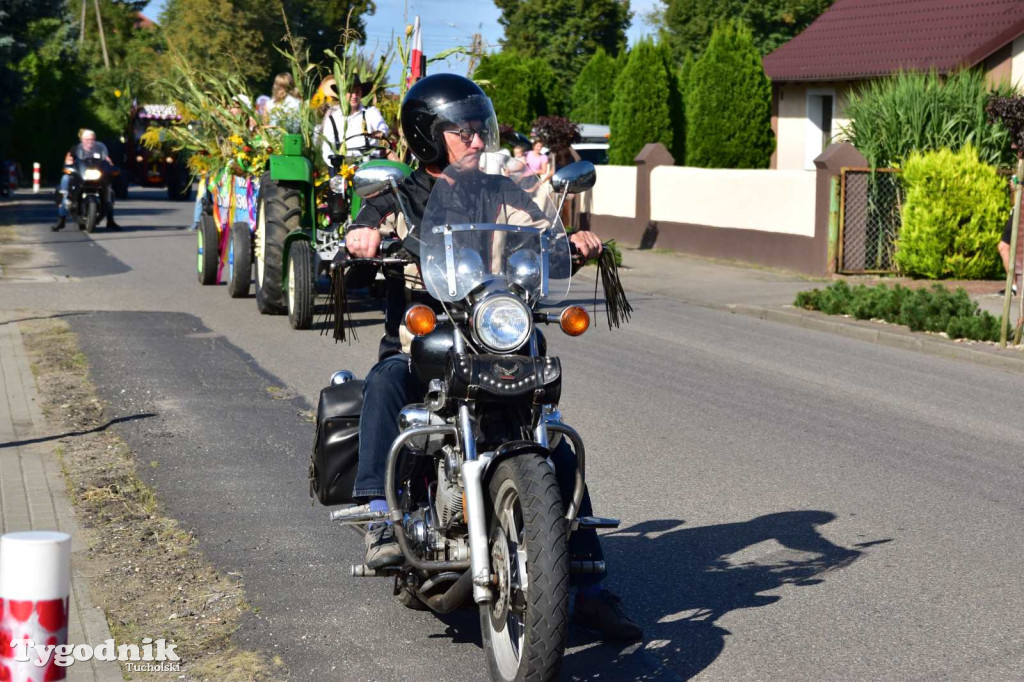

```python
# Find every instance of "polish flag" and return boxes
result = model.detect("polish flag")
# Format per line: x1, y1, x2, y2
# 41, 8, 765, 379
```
408, 16, 425, 86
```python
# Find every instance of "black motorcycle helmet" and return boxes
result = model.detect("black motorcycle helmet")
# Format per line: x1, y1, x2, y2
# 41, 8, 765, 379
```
401, 73, 499, 168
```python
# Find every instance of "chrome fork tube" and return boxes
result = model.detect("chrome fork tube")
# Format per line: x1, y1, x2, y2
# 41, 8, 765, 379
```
462, 456, 493, 603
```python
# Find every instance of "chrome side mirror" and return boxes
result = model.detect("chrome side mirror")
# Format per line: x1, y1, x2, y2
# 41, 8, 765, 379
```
550, 160, 596, 194
352, 165, 408, 199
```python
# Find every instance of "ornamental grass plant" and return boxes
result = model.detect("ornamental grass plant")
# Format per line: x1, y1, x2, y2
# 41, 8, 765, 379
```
795, 281, 1002, 342
841, 70, 1014, 169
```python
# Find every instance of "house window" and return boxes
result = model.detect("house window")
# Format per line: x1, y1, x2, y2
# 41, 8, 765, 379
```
805, 89, 836, 169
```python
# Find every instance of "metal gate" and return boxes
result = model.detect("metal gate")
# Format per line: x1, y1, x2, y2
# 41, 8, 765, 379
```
838, 168, 904, 274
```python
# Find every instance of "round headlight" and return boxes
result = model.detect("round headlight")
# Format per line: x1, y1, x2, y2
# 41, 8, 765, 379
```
474, 295, 532, 352
328, 175, 346, 193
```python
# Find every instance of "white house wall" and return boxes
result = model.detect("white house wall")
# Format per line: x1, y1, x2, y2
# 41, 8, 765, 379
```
649, 166, 818, 237
580, 165, 636, 219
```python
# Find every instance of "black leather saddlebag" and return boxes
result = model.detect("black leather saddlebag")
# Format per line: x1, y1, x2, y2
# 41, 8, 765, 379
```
310, 380, 364, 506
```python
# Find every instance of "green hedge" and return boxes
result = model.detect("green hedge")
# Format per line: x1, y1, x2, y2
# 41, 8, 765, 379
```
896, 146, 1009, 279
794, 281, 1002, 342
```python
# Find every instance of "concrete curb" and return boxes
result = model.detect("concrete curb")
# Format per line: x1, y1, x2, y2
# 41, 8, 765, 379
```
731, 304, 1024, 375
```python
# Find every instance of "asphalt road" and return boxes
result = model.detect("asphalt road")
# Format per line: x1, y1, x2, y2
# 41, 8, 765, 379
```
2, 189, 1023, 681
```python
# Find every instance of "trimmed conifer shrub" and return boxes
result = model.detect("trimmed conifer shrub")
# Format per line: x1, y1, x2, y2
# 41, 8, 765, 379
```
608, 39, 674, 165
570, 48, 621, 124
685, 21, 774, 168
896, 146, 1009, 279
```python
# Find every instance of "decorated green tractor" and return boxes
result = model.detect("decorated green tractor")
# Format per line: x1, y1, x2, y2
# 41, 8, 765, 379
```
254, 133, 412, 329
197, 169, 259, 298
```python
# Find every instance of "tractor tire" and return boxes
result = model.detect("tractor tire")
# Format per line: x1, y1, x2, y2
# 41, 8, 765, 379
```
286, 240, 315, 329
227, 222, 253, 298
255, 175, 299, 315
197, 214, 219, 285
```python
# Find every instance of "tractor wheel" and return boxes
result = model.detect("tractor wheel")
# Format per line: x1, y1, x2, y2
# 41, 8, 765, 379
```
255, 175, 300, 315
227, 222, 253, 298
197, 214, 219, 285
286, 240, 315, 329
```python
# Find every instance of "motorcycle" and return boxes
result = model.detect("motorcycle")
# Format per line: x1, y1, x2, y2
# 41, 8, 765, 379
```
311, 160, 627, 681
62, 154, 112, 233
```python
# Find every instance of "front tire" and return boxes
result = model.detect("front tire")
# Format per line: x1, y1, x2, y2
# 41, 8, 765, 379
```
227, 222, 252, 298
197, 214, 219, 285
287, 240, 315, 329
84, 200, 98, 233
481, 455, 569, 682
255, 175, 299, 315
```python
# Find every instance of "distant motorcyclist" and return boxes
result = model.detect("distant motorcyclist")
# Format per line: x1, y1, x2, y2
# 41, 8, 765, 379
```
52, 129, 119, 232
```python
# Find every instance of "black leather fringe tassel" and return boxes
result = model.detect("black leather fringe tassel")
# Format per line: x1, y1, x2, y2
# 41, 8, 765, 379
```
319, 266, 356, 343
594, 245, 632, 329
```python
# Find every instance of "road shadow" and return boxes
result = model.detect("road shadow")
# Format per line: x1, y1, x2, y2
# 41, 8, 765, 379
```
560, 512, 890, 680
0, 413, 156, 449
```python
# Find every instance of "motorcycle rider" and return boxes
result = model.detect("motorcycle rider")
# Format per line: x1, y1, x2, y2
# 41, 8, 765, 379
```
52, 129, 119, 232
344, 73, 642, 641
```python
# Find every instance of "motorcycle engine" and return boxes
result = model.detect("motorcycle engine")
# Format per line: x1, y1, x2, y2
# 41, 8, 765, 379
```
435, 448, 464, 527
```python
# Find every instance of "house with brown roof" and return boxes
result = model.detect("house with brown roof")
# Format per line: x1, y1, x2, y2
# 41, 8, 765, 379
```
762, 0, 1024, 170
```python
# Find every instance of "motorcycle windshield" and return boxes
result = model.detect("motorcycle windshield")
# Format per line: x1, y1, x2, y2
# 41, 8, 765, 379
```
419, 161, 571, 305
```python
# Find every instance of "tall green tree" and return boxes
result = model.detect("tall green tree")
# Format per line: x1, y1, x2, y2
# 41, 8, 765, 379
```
8, 17, 97, 179
474, 51, 557, 133
160, 0, 272, 83
607, 39, 674, 165
653, 0, 833, 62
569, 47, 622, 124
658, 42, 686, 164
495, 0, 631, 104
685, 21, 774, 168
0, 0, 66, 152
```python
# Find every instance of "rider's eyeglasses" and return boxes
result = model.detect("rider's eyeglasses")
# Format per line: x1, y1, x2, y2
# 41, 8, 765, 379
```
444, 126, 489, 144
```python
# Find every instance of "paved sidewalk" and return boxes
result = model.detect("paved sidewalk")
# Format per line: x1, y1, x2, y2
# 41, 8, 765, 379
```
0, 318, 121, 681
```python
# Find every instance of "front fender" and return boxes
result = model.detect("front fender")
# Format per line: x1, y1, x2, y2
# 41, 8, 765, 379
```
480, 440, 552, 485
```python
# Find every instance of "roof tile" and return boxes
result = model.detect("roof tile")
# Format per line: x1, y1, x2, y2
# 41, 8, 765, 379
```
762, 0, 1024, 82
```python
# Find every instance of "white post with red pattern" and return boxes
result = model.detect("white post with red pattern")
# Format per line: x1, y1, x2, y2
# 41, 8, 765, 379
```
0, 532, 71, 682
32, 164, 41, 194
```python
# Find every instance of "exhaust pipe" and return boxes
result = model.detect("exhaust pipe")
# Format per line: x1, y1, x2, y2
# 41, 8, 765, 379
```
423, 569, 472, 614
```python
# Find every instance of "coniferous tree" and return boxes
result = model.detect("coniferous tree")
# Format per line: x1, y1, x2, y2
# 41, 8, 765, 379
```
607, 39, 673, 165
685, 21, 774, 168
496, 0, 631, 100
570, 48, 622, 124
658, 42, 686, 163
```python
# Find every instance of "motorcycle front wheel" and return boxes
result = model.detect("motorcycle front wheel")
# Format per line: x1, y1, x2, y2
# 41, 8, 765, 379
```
84, 200, 98, 233
481, 454, 568, 682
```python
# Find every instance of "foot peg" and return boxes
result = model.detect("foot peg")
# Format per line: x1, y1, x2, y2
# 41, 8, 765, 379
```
570, 560, 606, 574
577, 516, 620, 529
329, 503, 388, 524
351, 564, 396, 577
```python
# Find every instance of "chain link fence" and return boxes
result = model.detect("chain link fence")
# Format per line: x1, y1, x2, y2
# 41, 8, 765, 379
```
838, 169, 904, 274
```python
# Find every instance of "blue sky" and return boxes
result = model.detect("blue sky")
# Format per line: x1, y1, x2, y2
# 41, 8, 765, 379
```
142, 0, 659, 85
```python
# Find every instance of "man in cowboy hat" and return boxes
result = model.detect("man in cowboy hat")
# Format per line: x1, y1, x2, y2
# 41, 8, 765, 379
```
319, 77, 390, 165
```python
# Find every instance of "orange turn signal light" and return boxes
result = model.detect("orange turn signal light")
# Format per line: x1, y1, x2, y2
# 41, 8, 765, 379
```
405, 304, 437, 337
559, 306, 590, 336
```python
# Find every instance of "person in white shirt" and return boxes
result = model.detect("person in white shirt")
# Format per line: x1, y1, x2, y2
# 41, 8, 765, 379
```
319, 79, 389, 166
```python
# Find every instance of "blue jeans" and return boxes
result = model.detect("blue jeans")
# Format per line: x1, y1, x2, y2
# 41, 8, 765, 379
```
57, 175, 71, 218
354, 353, 605, 585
